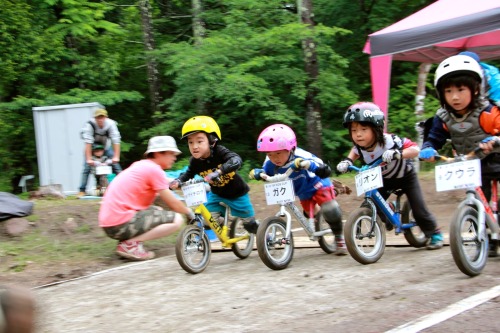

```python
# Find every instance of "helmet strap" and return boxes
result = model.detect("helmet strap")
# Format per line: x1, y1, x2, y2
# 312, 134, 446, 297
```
287, 147, 296, 163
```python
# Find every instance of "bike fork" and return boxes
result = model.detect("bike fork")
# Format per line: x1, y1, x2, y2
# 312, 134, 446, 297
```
459, 191, 487, 242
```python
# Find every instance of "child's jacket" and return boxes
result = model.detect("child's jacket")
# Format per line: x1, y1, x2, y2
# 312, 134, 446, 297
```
178, 145, 249, 199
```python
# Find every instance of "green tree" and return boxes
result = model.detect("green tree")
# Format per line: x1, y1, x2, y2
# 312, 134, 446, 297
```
152, 0, 355, 166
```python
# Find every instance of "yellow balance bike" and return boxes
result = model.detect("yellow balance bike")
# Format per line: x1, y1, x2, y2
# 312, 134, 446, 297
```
175, 179, 255, 274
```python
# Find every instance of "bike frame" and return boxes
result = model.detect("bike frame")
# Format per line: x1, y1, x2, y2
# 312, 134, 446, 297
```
193, 203, 250, 248
349, 160, 417, 236
262, 167, 332, 241
180, 179, 251, 248
436, 152, 499, 243
276, 201, 332, 240
460, 181, 499, 242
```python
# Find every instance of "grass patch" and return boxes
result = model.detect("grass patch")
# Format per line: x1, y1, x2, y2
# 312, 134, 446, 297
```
0, 231, 116, 272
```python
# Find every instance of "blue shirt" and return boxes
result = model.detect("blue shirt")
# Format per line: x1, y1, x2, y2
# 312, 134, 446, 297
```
261, 147, 331, 200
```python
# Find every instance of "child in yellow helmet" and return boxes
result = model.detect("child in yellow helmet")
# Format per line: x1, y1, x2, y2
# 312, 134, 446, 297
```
170, 116, 259, 233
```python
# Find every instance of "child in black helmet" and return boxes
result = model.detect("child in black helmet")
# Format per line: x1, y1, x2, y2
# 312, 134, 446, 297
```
337, 102, 443, 250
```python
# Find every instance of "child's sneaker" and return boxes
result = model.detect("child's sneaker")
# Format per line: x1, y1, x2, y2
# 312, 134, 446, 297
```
488, 238, 498, 257
335, 236, 347, 256
426, 232, 443, 250
243, 219, 259, 234
116, 240, 155, 261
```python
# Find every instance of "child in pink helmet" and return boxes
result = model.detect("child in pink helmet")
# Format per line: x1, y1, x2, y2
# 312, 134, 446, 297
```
249, 124, 347, 255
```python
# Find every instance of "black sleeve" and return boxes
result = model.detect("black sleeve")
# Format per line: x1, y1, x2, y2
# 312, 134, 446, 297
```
177, 161, 197, 182
216, 145, 243, 174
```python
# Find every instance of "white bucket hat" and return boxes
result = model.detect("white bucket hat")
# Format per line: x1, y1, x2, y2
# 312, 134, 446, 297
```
144, 136, 182, 156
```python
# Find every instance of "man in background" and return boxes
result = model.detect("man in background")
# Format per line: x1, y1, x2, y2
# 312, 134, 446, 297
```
78, 108, 122, 197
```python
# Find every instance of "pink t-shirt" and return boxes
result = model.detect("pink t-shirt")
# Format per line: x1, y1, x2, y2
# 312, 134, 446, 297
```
98, 159, 170, 227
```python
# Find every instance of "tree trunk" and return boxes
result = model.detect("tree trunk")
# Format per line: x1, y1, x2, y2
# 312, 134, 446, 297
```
298, 0, 323, 158
139, 0, 162, 121
415, 62, 432, 172
192, 0, 207, 113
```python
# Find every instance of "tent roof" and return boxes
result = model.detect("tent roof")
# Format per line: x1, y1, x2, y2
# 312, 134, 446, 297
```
364, 0, 500, 63
363, 0, 500, 115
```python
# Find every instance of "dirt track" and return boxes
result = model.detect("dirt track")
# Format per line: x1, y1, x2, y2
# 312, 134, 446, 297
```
34, 246, 500, 333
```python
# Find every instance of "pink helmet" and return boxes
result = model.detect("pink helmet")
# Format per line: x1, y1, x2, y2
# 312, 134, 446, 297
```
257, 124, 297, 152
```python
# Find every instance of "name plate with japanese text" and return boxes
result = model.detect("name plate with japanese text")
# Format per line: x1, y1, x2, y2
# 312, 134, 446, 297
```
264, 179, 295, 205
355, 166, 383, 196
435, 159, 481, 192
181, 182, 208, 207
95, 165, 112, 175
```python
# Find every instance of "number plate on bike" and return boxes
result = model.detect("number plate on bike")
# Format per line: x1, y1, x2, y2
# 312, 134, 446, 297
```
355, 166, 383, 196
264, 179, 295, 205
95, 165, 112, 175
181, 182, 207, 207
435, 159, 481, 192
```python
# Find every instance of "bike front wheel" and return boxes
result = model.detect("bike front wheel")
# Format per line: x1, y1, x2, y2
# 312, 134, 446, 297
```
401, 200, 427, 248
345, 207, 386, 264
256, 217, 294, 270
175, 225, 211, 274
229, 218, 255, 259
315, 214, 336, 253
98, 175, 109, 196
449, 206, 488, 277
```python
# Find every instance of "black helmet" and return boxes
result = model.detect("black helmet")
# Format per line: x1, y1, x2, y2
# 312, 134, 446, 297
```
343, 102, 385, 129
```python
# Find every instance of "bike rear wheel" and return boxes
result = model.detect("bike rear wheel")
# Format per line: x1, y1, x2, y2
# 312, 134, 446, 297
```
449, 206, 488, 277
256, 217, 294, 270
175, 225, 211, 274
401, 200, 428, 248
230, 218, 254, 259
345, 207, 386, 264
315, 214, 336, 253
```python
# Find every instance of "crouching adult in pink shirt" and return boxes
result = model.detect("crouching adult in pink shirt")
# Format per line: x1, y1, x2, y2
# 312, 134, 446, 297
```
98, 136, 195, 261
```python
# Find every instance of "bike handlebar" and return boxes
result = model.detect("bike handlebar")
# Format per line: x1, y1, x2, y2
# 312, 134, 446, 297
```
177, 178, 206, 186
347, 158, 384, 173
431, 136, 499, 163
259, 167, 294, 183
434, 148, 481, 163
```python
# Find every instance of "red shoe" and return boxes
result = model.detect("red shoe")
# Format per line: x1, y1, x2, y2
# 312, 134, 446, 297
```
116, 240, 155, 261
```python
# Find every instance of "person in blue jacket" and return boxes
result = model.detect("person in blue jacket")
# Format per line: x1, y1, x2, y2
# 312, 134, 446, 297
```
249, 124, 346, 255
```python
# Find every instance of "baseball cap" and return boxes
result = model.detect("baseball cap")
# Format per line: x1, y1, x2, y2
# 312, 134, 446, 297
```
144, 136, 182, 156
94, 109, 108, 117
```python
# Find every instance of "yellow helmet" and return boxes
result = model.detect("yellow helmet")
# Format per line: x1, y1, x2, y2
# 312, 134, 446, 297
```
181, 116, 221, 141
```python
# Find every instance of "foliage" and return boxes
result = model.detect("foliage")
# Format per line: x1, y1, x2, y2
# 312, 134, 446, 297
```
0, 0, 462, 192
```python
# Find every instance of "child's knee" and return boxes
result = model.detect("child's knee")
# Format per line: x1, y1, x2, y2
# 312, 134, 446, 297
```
321, 200, 342, 225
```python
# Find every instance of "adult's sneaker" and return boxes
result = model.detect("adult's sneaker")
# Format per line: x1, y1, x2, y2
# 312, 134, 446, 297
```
116, 240, 155, 261
426, 232, 443, 250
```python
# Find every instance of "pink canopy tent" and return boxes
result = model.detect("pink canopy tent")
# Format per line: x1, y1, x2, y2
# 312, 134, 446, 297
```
363, 0, 500, 115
